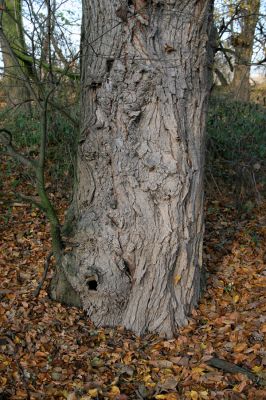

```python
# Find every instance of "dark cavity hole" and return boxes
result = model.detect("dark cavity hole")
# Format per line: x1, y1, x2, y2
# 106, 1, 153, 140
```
106, 58, 114, 73
86, 276, 98, 291
123, 260, 131, 276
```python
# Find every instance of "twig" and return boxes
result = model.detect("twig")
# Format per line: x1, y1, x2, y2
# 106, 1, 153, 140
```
0, 129, 36, 170
11, 192, 46, 211
207, 167, 222, 197
206, 357, 265, 386
34, 251, 53, 297
252, 171, 262, 205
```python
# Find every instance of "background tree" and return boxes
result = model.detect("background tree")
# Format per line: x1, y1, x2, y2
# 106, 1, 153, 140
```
50, 0, 214, 338
0, 0, 32, 105
230, 0, 260, 101
0, 0, 80, 108
214, 0, 265, 101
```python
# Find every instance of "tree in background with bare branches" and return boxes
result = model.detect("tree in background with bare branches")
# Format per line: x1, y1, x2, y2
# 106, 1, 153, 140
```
0, 0, 81, 305
214, 0, 265, 101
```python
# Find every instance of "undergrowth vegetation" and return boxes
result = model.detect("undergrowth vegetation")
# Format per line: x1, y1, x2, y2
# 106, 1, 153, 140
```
0, 106, 78, 197
206, 97, 265, 203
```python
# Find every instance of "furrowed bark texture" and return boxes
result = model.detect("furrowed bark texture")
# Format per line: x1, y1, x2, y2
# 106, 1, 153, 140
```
60, 0, 213, 337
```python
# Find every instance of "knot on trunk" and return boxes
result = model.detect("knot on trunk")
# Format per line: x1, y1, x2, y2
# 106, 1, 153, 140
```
115, 5, 128, 22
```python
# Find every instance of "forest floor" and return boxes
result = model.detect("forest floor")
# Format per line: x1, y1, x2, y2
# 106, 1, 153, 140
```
0, 156, 266, 400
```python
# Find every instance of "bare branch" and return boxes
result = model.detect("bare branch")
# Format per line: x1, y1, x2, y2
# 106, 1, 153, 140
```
12, 192, 46, 211
0, 129, 36, 170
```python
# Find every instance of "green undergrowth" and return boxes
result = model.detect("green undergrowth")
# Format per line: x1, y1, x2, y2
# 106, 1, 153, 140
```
0, 105, 78, 197
206, 96, 266, 202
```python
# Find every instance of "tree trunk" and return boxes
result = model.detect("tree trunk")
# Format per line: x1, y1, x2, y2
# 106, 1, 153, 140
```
231, 0, 260, 102
51, 0, 213, 337
0, 0, 32, 105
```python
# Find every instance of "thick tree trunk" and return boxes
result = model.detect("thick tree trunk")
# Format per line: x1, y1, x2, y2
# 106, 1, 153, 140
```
231, 0, 260, 102
52, 0, 213, 337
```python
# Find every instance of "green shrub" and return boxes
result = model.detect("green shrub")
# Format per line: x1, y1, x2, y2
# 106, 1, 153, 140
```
206, 96, 266, 201
0, 105, 78, 196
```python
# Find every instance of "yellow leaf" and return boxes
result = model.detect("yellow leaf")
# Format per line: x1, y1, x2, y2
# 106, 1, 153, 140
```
233, 294, 240, 303
252, 365, 263, 373
174, 275, 181, 285
0, 377, 7, 385
14, 336, 21, 344
200, 343, 206, 350
146, 382, 156, 388
143, 374, 152, 383
191, 367, 205, 375
155, 394, 178, 400
88, 389, 98, 398
199, 391, 209, 399
109, 386, 120, 396
190, 391, 199, 400
98, 332, 106, 341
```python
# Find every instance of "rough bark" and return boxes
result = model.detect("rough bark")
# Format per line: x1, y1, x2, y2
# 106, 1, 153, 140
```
52, 0, 213, 337
231, 0, 260, 102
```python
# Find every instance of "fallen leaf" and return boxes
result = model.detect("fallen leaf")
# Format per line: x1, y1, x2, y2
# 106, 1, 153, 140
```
174, 275, 181, 285
190, 390, 199, 400
87, 389, 98, 398
109, 386, 120, 396
252, 365, 263, 373
67, 393, 78, 400
234, 343, 248, 352
155, 394, 179, 400
150, 360, 173, 369
233, 294, 240, 303
160, 376, 178, 390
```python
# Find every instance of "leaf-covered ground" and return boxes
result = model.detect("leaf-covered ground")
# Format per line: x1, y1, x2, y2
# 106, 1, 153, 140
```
1, 157, 266, 400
